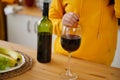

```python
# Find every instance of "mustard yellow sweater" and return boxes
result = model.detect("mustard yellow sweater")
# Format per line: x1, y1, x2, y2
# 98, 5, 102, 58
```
49, 0, 120, 66
1, 0, 15, 4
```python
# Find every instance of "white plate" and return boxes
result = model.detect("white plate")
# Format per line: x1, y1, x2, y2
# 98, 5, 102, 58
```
0, 54, 25, 73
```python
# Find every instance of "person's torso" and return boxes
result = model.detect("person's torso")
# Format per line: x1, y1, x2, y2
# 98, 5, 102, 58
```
54, 0, 118, 65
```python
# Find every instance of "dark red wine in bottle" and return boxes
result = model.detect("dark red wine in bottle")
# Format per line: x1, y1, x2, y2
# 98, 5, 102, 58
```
37, 32, 52, 63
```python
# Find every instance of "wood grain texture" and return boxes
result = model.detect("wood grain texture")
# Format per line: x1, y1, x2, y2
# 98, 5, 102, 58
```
0, 40, 120, 80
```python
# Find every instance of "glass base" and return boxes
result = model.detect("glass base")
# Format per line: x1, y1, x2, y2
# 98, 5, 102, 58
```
60, 72, 78, 80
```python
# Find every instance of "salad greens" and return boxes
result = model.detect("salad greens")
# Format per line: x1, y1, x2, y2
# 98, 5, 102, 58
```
0, 56, 10, 70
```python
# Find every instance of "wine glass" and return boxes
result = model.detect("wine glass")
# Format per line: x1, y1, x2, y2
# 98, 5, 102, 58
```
60, 24, 81, 80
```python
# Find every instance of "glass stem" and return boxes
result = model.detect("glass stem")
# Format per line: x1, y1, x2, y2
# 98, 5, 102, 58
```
66, 52, 72, 76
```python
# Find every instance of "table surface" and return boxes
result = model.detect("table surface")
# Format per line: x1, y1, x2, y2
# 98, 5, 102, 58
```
0, 40, 120, 80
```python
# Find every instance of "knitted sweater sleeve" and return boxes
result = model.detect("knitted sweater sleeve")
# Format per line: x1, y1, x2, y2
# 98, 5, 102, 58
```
49, 0, 64, 36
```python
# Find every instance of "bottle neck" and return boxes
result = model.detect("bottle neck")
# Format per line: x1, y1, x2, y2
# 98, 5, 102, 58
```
43, 2, 49, 16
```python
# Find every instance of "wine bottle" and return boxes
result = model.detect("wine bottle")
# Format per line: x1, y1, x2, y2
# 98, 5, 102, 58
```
37, 1, 53, 63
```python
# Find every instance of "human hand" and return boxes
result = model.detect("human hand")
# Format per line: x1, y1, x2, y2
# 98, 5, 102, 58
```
62, 12, 79, 27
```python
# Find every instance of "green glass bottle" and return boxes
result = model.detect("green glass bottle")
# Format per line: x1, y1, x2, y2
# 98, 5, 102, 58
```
37, 1, 53, 63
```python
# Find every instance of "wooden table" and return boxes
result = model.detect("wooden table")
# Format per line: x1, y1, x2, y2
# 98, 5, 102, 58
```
0, 40, 120, 80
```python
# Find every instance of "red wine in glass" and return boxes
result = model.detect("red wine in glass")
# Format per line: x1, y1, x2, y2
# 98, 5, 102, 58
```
61, 34, 81, 52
